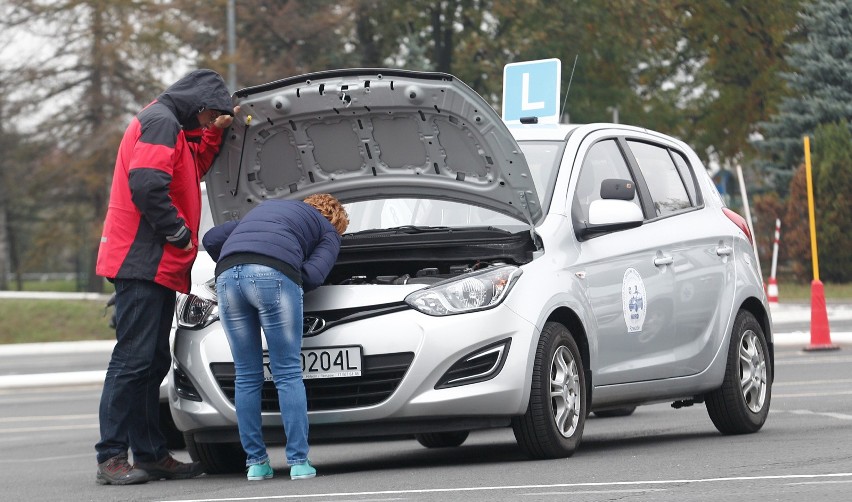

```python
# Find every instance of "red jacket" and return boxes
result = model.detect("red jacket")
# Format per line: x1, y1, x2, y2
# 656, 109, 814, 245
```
96, 70, 233, 293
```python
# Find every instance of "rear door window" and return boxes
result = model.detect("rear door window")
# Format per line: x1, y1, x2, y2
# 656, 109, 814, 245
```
627, 140, 693, 217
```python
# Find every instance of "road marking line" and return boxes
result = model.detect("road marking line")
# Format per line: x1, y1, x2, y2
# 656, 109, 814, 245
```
773, 390, 852, 399
155, 473, 852, 502
773, 409, 852, 420
0, 414, 97, 423
0, 424, 99, 434
773, 379, 852, 386
775, 356, 852, 365
0, 453, 91, 464
787, 480, 852, 486
521, 489, 667, 495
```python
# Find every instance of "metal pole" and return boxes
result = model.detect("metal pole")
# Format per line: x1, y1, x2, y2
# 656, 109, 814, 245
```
736, 163, 762, 280
770, 218, 780, 280
227, 0, 237, 91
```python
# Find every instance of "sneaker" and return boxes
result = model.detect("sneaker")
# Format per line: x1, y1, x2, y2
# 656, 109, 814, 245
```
134, 454, 205, 480
96, 454, 149, 485
289, 459, 316, 480
247, 460, 274, 481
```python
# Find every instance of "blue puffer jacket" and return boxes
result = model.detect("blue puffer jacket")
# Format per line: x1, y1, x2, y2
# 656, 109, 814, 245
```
202, 199, 341, 291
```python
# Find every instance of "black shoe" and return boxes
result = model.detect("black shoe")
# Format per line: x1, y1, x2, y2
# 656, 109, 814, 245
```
96, 455, 149, 485
135, 454, 205, 480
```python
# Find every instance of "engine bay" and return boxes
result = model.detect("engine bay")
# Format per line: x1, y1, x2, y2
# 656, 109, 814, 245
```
327, 226, 537, 286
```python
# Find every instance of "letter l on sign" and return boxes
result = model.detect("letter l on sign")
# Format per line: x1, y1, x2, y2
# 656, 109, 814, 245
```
522, 73, 544, 111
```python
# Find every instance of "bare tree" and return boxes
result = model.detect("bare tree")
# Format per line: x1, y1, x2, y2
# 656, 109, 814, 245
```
1, 0, 193, 291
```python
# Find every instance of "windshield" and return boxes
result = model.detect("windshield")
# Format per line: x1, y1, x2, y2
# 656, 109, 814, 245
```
517, 140, 564, 215
344, 140, 563, 234
344, 199, 524, 233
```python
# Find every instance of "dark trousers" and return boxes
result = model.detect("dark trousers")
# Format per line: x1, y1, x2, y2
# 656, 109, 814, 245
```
95, 278, 175, 464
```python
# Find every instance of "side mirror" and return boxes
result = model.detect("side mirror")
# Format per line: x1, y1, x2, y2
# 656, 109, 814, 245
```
599, 178, 636, 200
577, 199, 644, 239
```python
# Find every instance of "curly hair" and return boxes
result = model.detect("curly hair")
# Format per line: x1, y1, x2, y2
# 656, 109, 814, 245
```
303, 193, 349, 235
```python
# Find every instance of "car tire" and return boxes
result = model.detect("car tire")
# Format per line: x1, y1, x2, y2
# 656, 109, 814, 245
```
158, 402, 186, 450
414, 431, 469, 448
593, 406, 637, 418
512, 321, 587, 459
183, 433, 245, 474
705, 310, 771, 434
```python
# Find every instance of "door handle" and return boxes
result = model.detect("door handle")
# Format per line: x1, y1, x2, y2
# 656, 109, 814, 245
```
654, 255, 673, 266
716, 245, 733, 256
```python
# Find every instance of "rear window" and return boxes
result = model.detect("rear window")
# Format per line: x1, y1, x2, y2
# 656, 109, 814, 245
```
627, 140, 693, 217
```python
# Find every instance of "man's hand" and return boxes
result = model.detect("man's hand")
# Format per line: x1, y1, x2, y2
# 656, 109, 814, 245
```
183, 241, 194, 251
213, 105, 241, 129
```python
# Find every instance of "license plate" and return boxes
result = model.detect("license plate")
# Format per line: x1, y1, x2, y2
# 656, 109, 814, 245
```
264, 346, 362, 380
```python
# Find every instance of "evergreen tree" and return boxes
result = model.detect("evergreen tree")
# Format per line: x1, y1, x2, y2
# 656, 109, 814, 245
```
758, 0, 852, 184
813, 121, 852, 282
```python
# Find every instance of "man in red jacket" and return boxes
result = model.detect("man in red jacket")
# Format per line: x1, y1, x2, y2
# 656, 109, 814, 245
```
94, 69, 238, 485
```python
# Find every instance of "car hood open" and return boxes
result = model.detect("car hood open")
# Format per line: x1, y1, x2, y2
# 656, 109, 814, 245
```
204, 68, 541, 226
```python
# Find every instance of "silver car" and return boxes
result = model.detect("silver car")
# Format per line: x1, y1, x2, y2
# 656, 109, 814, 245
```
169, 69, 773, 473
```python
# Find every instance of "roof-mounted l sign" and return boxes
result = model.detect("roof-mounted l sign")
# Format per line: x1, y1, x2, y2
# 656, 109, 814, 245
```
502, 58, 561, 124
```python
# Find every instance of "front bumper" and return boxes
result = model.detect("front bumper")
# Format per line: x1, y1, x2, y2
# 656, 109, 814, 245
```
170, 304, 538, 435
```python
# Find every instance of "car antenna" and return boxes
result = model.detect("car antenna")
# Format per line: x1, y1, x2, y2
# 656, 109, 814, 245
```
559, 54, 579, 123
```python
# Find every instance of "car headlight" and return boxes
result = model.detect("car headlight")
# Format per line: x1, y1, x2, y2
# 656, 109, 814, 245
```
405, 265, 522, 316
176, 279, 219, 329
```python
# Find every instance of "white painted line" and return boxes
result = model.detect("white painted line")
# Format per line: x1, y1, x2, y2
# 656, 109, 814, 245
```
788, 480, 852, 486
0, 453, 91, 464
521, 489, 667, 495
773, 379, 852, 386
775, 355, 852, 365
773, 391, 852, 399
773, 331, 852, 347
0, 413, 97, 423
0, 291, 110, 301
0, 424, 99, 434
155, 473, 852, 502
0, 340, 115, 356
773, 409, 852, 420
0, 370, 105, 390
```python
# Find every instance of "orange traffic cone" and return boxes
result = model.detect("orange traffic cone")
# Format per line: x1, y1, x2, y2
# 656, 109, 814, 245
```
804, 280, 839, 351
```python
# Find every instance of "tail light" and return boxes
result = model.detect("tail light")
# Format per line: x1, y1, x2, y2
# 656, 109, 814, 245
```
722, 208, 753, 245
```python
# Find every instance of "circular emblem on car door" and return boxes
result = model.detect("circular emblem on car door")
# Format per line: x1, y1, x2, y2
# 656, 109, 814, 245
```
622, 268, 647, 333
303, 316, 327, 336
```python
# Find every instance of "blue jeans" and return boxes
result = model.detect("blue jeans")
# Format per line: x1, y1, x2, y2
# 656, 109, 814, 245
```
96, 279, 173, 464
216, 264, 309, 466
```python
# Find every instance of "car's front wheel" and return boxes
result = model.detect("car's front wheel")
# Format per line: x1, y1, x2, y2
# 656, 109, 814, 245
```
512, 322, 587, 459
415, 430, 469, 448
183, 432, 245, 474
705, 310, 772, 434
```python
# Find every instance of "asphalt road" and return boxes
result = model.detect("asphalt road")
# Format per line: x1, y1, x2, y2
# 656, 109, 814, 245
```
0, 302, 850, 501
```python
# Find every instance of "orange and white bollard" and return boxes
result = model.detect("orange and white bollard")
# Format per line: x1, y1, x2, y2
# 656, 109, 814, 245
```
767, 218, 780, 305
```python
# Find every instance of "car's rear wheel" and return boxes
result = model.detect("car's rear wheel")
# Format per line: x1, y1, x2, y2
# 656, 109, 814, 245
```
706, 310, 771, 434
512, 322, 586, 459
593, 406, 637, 418
183, 433, 245, 474
415, 430, 469, 448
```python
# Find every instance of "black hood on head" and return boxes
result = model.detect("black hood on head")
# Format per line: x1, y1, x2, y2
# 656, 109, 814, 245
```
157, 69, 234, 130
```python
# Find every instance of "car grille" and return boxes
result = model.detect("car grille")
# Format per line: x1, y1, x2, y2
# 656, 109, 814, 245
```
210, 352, 414, 412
